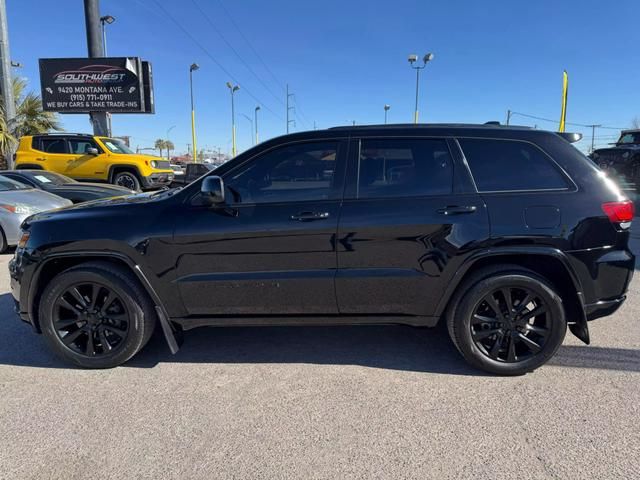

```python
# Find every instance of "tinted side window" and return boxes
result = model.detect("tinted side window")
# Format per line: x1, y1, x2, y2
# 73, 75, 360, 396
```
40, 138, 69, 154
226, 142, 338, 204
357, 138, 453, 198
459, 138, 569, 191
69, 138, 99, 154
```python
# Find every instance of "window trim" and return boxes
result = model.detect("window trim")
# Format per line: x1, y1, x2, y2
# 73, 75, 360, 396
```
455, 136, 577, 194
349, 136, 456, 200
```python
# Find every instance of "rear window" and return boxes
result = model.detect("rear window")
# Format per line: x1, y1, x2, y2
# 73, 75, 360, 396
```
458, 138, 569, 192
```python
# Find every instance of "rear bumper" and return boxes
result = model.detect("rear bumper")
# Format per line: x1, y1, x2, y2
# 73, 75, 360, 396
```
584, 295, 627, 321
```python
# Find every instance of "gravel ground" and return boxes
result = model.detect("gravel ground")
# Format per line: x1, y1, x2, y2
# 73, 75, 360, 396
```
0, 234, 638, 479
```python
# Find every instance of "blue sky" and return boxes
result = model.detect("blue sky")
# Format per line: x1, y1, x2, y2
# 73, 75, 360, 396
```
7, 0, 639, 154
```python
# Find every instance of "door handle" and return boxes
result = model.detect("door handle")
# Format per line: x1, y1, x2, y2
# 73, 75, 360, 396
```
290, 211, 330, 221
437, 205, 477, 215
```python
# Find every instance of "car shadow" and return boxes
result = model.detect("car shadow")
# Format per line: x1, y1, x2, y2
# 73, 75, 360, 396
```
1, 293, 639, 374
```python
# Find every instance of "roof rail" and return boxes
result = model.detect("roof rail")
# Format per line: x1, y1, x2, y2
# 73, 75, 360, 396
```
328, 123, 532, 130
32, 132, 93, 137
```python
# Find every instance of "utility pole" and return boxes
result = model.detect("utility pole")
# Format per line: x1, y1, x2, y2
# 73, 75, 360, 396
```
83, 0, 109, 136
254, 106, 260, 145
0, 0, 16, 168
506, 109, 512, 125
384, 104, 390, 124
286, 84, 295, 133
588, 124, 601, 153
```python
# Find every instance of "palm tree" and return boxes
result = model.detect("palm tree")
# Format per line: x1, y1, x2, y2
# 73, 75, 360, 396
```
165, 140, 174, 161
154, 138, 165, 157
0, 77, 62, 168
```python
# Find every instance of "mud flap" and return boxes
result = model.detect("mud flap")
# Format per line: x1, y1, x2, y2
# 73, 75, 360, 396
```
569, 321, 590, 345
155, 306, 182, 354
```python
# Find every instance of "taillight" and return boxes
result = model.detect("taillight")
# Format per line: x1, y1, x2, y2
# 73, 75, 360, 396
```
602, 200, 635, 223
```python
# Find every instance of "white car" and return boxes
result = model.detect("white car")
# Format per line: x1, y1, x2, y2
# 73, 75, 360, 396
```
0, 175, 72, 252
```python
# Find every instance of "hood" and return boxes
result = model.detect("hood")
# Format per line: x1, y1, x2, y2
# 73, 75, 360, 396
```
593, 144, 640, 154
0, 188, 72, 212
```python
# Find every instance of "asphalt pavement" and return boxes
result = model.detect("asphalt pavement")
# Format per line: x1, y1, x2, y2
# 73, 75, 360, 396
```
0, 234, 639, 479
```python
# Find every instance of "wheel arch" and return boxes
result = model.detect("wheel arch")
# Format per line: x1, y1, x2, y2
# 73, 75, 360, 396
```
437, 248, 589, 344
108, 164, 143, 183
28, 252, 179, 352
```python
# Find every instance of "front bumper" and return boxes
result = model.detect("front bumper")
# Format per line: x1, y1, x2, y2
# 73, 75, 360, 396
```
142, 172, 174, 189
9, 255, 31, 325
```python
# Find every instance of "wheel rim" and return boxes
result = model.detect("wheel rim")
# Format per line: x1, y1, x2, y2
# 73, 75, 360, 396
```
53, 282, 130, 358
116, 174, 137, 190
470, 286, 551, 363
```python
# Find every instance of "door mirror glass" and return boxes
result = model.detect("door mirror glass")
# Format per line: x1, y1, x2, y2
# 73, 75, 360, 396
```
86, 147, 99, 155
201, 176, 225, 204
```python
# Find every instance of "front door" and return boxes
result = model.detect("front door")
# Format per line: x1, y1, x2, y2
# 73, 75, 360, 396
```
172, 139, 347, 316
64, 137, 106, 180
336, 137, 490, 316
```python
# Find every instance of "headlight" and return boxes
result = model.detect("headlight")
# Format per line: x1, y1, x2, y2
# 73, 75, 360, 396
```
150, 160, 158, 168
622, 152, 630, 159
0, 204, 39, 214
592, 152, 600, 159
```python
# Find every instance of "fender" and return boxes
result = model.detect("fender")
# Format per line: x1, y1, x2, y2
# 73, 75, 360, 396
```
434, 246, 590, 344
28, 250, 180, 354
108, 164, 143, 182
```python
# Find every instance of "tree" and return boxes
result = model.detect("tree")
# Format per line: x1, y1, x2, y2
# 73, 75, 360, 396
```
165, 140, 174, 160
0, 77, 61, 168
154, 138, 165, 157
632, 117, 640, 129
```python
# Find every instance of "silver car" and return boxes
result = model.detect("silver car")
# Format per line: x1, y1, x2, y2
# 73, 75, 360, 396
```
0, 175, 72, 252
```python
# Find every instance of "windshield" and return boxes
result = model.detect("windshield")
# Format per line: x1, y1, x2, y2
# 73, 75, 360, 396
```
617, 132, 640, 145
0, 175, 30, 191
101, 138, 136, 154
30, 171, 76, 186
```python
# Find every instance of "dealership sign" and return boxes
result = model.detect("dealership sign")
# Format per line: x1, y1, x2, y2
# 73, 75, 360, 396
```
39, 57, 154, 114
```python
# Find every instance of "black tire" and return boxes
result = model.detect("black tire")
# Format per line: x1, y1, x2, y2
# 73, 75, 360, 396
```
38, 262, 156, 368
446, 265, 566, 376
0, 226, 7, 253
112, 171, 141, 191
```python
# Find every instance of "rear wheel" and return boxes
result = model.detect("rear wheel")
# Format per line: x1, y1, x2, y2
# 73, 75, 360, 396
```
113, 171, 141, 191
447, 266, 566, 375
39, 262, 156, 368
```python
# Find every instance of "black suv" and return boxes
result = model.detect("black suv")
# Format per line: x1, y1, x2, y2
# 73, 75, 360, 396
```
9, 124, 635, 375
590, 129, 640, 190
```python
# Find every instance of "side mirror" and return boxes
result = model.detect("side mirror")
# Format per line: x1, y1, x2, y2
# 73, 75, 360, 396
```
86, 147, 99, 155
201, 176, 225, 204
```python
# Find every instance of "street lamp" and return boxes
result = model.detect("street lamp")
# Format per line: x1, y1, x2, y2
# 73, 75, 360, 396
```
254, 106, 261, 145
99, 15, 115, 56
384, 104, 390, 124
189, 63, 199, 162
408, 52, 434, 124
226, 82, 240, 156
240, 113, 254, 147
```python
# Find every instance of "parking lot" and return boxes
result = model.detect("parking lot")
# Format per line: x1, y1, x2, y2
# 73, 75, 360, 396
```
0, 235, 638, 479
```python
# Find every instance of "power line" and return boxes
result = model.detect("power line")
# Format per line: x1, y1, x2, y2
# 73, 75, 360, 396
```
149, 0, 284, 121
190, 0, 285, 108
510, 111, 625, 130
215, 0, 287, 94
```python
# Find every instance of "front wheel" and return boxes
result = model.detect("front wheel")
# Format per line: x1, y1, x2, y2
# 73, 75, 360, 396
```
39, 262, 156, 368
447, 266, 566, 375
112, 171, 141, 191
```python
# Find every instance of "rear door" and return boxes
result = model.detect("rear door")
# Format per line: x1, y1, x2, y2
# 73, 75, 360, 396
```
35, 136, 71, 173
335, 136, 490, 316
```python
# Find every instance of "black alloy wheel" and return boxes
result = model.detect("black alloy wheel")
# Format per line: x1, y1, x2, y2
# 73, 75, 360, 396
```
470, 286, 549, 363
114, 172, 140, 191
53, 282, 130, 357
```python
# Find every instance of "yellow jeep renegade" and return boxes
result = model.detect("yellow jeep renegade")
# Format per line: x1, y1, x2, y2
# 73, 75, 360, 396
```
15, 134, 174, 191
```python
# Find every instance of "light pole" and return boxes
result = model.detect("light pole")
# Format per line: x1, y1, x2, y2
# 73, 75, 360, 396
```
189, 63, 199, 162
240, 113, 254, 147
254, 106, 261, 145
408, 52, 434, 124
99, 15, 115, 55
384, 104, 390, 124
226, 82, 240, 156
